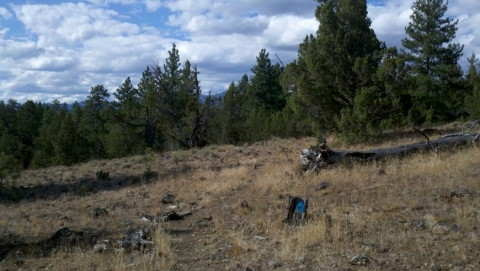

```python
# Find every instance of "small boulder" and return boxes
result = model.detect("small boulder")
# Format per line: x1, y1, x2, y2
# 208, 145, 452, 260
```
432, 224, 450, 235
314, 182, 331, 191
161, 194, 176, 204
93, 242, 108, 253
350, 254, 371, 266
268, 261, 283, 269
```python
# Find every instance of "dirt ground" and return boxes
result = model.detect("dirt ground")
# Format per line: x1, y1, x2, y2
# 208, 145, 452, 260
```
1, 134, 479, 270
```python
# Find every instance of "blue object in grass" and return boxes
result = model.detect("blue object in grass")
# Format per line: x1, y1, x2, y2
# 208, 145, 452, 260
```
296, 201, 305, 213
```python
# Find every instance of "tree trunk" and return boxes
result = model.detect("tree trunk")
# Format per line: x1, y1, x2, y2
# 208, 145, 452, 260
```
301, 122, 480, 172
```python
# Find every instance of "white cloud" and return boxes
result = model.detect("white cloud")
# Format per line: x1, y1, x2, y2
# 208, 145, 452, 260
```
0, 7, 13, 20
143, 0, 162, 12
13, 3, 140, 47
1, 0, 479, 103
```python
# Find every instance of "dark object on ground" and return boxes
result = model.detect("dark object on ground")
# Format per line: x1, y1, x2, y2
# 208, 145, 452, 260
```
314, 182, 331, 191
161, 194, 176, 204
301, 121, 480, 172
157, 211, 192, 221
90, 208, 108, 218
285, 196, 308, 225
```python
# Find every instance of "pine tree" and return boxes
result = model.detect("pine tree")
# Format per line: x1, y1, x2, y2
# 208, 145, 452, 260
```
464, 53, 480, 118
247, 49, 285, 112
108, 76, 145, 157
54, 114, 88, 166
220, 75, 249, 144
282, 0, 384, 136
81, 85, 111, 158
401, 0, 464, 123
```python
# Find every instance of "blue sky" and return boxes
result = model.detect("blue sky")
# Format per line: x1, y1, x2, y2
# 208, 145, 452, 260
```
1, 0, 479, 103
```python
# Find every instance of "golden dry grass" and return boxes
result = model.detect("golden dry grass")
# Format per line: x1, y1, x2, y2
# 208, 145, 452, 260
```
1, 134, 479, 270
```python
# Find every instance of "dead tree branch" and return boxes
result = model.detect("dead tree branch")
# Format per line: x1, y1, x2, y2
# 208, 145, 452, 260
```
301, 121, 480, 172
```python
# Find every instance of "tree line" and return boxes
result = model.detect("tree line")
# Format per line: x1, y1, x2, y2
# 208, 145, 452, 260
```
1, 0, 480, 171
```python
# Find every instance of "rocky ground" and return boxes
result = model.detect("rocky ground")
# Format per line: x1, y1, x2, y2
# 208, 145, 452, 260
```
1, 134, 479, 270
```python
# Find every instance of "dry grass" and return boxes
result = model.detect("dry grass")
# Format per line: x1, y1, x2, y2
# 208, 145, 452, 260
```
1, 134, 479, 270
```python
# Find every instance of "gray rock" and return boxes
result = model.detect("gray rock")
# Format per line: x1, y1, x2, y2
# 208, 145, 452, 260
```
161, 194, 176, 204
350, 254, 371, 266
413, 221, 428, 230
268, 261, 283, 269
432, 224, 450, 235
314, 182, 331, 191
93, 243, 108, 253
118, 229, 154, 250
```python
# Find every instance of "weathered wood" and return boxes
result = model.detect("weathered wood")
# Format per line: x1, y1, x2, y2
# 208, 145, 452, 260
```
301, 121, 480, 172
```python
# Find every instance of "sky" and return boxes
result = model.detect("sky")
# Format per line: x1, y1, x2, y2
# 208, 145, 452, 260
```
0, 0, 479, 103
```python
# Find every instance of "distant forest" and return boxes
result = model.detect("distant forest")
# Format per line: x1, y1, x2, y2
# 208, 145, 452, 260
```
1, 0, 480, 170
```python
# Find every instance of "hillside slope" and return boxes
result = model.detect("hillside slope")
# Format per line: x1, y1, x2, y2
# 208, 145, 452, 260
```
1, 135, 479, 270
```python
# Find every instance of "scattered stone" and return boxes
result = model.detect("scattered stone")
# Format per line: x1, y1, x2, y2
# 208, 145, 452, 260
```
141, 214, 155, 221
350, 254, 371, 266
314, 182, 331, 191
117, 229, 153, 250
268, 261, 283, 269
196, 219, 210, 228
161, 194, 176, 204
254, 235, 267, 241
432, 224, 450, 235
90, 208, 108, 219
157, 211, 191, 221
413, 221, 428, 230
167, 205, 178, 209
93, 242, 108, 253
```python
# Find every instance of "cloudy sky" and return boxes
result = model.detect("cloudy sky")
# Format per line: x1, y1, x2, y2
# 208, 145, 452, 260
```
0, 0, 479, 103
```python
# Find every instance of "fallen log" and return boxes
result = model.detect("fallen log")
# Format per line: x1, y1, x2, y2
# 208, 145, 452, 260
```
301, 121, 480, 172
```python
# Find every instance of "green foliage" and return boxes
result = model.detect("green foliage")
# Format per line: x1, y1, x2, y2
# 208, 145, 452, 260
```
247, 49, 285, 112
54, 113, 89, 166
402, 0, 464, 123
80, 85, 111, 159
464, 53, 480, 118
282, 0, 384, 138
0, 152, 20, 189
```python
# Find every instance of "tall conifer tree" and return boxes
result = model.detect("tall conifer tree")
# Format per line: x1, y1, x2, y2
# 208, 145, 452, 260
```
401, 0, 463, 123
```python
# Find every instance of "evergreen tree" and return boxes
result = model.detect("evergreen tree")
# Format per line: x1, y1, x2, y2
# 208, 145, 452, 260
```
54, 114, 88, 166
401, 0, 464, 123
81, 85, 110, 158
0, 100, 20, 159
464, 53, 480, 118
14, 101, 43, 168
108, 76, 145, 157
282, 0, 384, 137
247, 49, 285, 112
220, 75, 249, 144
31, 103, 63, 168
